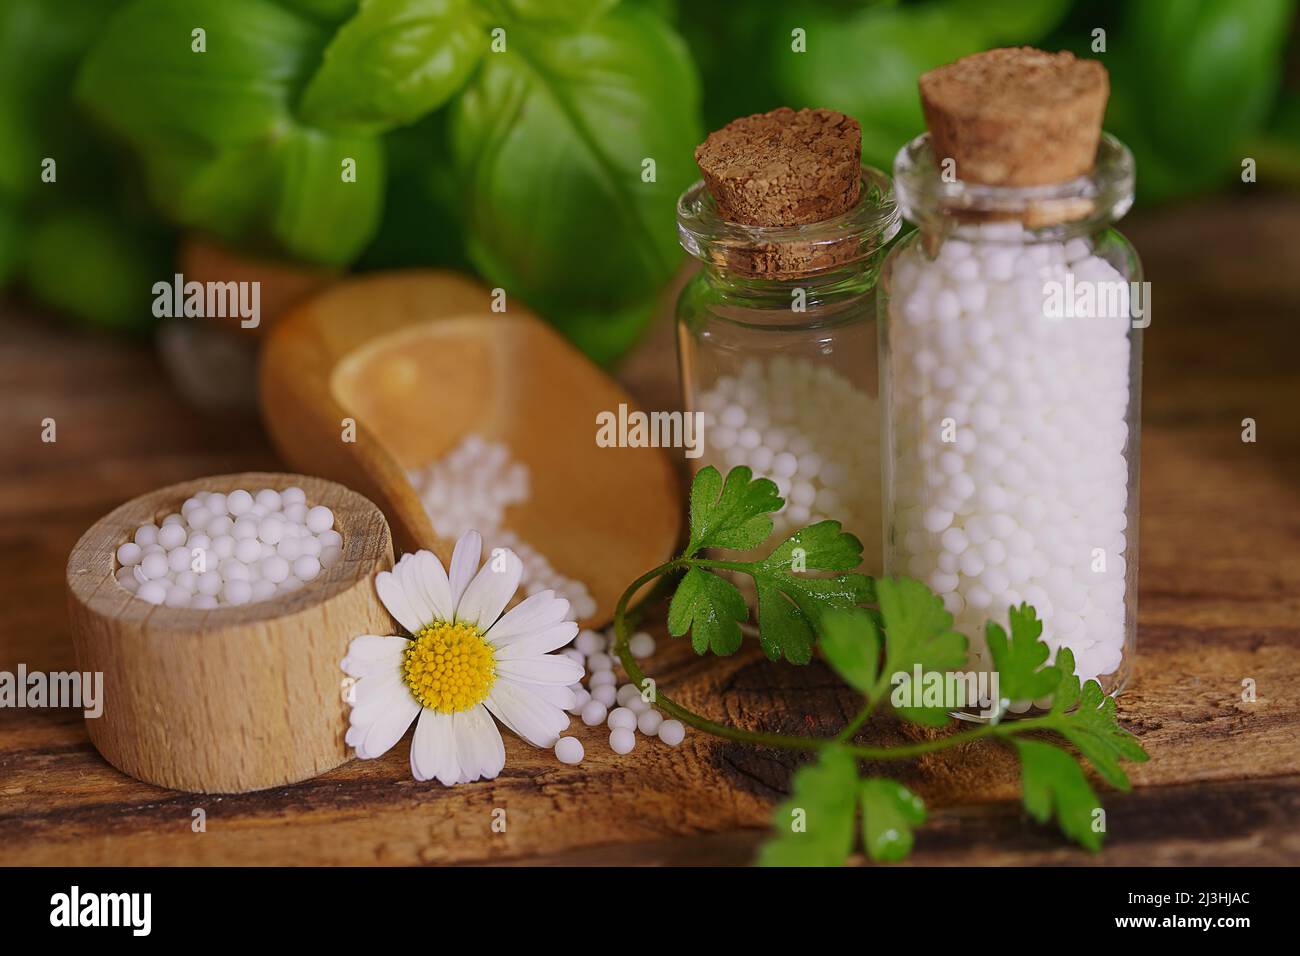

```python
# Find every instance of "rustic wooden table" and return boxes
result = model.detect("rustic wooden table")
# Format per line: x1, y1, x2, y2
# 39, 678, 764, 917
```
2, 195, 1297, 866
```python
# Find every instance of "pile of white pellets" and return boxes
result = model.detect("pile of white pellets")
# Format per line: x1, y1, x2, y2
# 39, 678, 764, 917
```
408, 435, 597, 620
113, 486, 342, 609
695, 356, 881, 566
886, 224, 1131, 692
551, 628, 685, 765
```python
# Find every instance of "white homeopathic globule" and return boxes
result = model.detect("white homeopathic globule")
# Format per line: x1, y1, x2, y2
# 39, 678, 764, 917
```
885, 223, 1132, 690
113, 486, 342, 609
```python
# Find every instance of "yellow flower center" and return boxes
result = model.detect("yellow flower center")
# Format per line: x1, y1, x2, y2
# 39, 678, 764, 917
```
402, 621, 496, 713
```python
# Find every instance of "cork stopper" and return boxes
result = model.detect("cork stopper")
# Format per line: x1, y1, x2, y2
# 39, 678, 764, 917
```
694, 107, 862, 227
920, 47, 1109, 188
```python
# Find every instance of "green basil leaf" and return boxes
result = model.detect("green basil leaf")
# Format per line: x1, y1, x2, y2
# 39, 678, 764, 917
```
271, 130, 385, 264
77, 0, 383, 265
300, 0, 485, 135
278, 0, 362, 22
448, 1, 701, 360
495, 0, 619, 21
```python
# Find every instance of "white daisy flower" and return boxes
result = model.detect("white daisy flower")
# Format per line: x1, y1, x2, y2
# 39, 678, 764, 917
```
342, 530, 583, 785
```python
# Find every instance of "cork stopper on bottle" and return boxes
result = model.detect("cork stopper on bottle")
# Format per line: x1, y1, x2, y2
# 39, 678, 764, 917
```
919, 47, 1109, 188
694, 107, 862, 227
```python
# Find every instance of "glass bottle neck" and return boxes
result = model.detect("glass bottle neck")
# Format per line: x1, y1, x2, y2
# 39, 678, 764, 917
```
700, 258, 881, 311
893, 132, 1135, 244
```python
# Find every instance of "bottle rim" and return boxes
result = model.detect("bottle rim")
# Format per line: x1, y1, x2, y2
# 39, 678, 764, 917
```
675, 164, 902, 278
891, 132, 1135, 239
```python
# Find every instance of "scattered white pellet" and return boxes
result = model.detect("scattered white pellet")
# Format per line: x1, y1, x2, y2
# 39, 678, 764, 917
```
591, 684, 617, 708
609, 728, 636, 755
555, 736, 584, 765
636, 710, 663, 736
657, 720, 686, 746
607, 707, 637, 731
567, 687, 591, 714
589, 669, 616, 688
615, 683, 641, 708
575, 630, 604, 655
628, 632, 656, 659
580, 700, 608, 726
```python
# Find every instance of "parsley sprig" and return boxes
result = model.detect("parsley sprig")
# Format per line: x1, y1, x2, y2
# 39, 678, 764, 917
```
611, 466, 1149, 865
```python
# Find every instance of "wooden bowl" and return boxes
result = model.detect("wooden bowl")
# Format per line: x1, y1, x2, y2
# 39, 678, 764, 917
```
260, 270, 683, 627
66, 472, 395, 794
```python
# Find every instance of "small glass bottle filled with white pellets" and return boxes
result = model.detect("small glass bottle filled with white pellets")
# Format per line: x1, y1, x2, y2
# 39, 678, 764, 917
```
676, 122, 901, 571
879, 49, 1142, 714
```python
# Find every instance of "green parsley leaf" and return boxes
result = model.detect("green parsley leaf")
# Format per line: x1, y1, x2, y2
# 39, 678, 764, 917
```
685, 465, 782, 556
860, 778, 927, 862
818, 607, 880, 694
986, 603, 1061, 703
757, 747, 858, 867
760, 520, 868, 574
1013, 737, 1104, 852
876, 577, 969, 726
666, 567, 747, 655
1043, 648, 1150, 791
748, 521, 874, 664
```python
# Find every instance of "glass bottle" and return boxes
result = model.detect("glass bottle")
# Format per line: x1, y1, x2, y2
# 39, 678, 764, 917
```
676, 166, 901, 571
879, 133, 1142, 712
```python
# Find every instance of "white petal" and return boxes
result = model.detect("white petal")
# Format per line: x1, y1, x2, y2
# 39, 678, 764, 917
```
485, 590, 572, 644
529, 682, 577, 712
348, 683, 420, 760
485, 680, 570, 748
347, 673, 409, 727
495, 653, 585, 687
453, 705, 505, 784
341, 634, 408, 678
387, 552, 441, 631
410, 708, 458, 784
410, 550, 455, 623
495, 622, 580, 660
455, 548, 522, 630
375, 567, 426, 634
447, 530, 482, 612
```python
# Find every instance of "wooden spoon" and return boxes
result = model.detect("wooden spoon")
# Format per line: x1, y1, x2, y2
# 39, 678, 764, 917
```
260, 270, 682, 626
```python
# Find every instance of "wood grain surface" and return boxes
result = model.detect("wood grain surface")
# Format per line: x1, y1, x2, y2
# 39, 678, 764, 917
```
1, 194, 1297, 866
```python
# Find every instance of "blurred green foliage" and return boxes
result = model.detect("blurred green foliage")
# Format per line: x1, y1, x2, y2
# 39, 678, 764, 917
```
1, 0, 1296, 354
1, 0, 172, 332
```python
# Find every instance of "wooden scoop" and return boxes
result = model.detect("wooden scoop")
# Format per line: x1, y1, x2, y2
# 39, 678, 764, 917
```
260, 270, 682, 626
